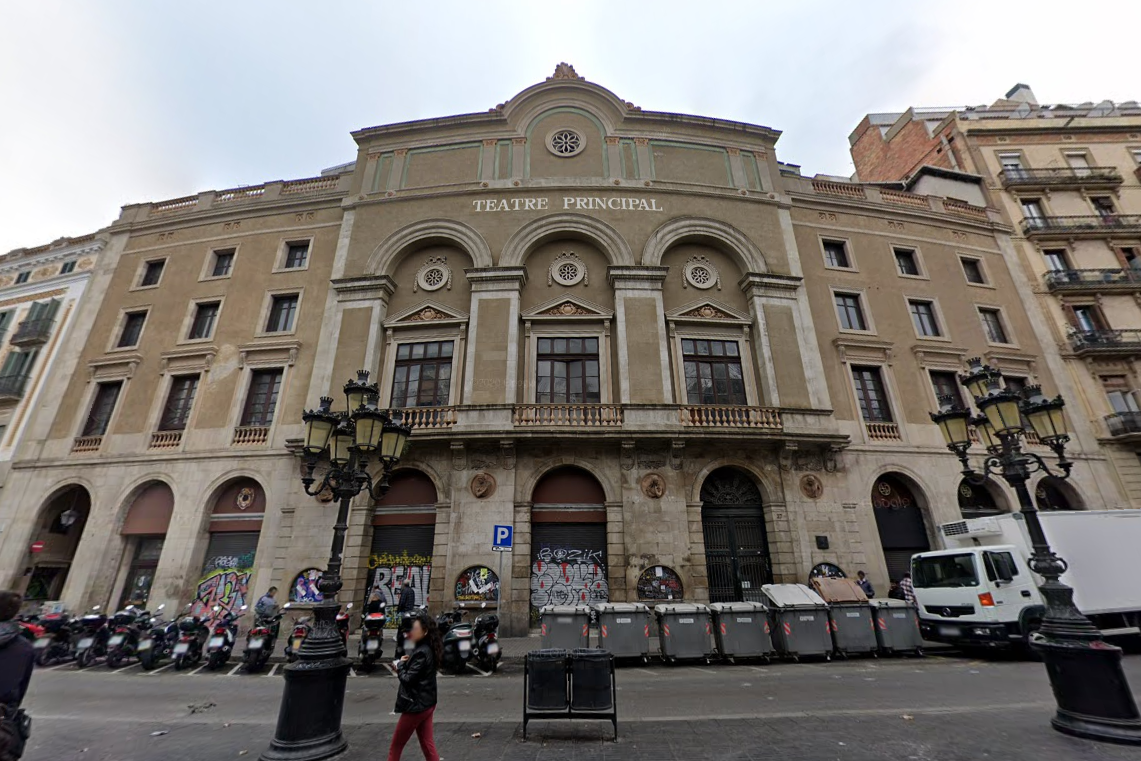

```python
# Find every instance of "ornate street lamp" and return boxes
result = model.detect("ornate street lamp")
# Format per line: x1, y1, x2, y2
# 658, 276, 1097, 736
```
261, 370, 412, 761
930, 358, 1141, 745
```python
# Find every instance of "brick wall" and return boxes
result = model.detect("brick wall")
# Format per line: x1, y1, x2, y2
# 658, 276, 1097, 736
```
850, 115, 955, 182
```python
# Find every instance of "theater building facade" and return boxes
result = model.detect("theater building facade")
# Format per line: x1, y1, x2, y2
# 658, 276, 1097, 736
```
0, 66, 1124, 632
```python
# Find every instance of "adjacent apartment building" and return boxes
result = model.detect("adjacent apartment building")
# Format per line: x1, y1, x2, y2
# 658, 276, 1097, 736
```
0, 68, 1126, 632
851, 83, 1141, 507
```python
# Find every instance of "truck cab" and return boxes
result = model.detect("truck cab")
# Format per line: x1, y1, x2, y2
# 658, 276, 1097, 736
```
911, 545, 1042, 648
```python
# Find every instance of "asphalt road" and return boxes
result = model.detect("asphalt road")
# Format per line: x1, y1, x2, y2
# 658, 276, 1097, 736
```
20, 651, 1141, 761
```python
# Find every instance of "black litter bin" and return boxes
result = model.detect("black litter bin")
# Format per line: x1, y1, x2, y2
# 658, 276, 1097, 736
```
522, 648, 617, 741
570, 648, 614, 711
525, 649, 569, 712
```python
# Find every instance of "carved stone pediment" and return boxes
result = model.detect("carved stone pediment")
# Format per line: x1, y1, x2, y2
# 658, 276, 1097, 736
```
385, 300, 468, 326
666, 299, 749, 323
523, 295, 612, 320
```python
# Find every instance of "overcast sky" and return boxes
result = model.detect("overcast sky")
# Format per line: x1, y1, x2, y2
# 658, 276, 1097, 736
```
3, 1, 1140, 253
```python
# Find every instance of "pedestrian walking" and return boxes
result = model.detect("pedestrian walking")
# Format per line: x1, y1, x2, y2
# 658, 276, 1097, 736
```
899, 573, 916, 606
255, 586, 279, 619
387, 611, 441, 761
0, 590, 34, 759
856, 570, 876, 598
397, 578, 416, 614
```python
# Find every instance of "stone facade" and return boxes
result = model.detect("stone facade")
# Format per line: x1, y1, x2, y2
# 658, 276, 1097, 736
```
0, 69, 1125, 632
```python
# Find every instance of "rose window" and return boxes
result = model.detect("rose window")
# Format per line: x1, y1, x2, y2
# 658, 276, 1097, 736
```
546, 128, 585, 157
689, 266, 712, 286
548, 252, 587, 286
559, 263, 579, 281
423, 268, 444, 287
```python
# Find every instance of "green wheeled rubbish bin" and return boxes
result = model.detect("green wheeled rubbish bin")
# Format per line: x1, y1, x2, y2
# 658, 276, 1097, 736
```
811, 577, 877, 658
654, 603, 713, 663
762, 584, 832, 662
540, 605, 592, 650
870, 599, 924, 656
710, 601, 773, 661
595, 603, 651, 659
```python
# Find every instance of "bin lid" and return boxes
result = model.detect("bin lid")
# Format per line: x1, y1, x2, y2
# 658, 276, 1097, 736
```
761, 583, 826, 608
594, 603, 648, 613
539, 605, 591, 615
709, 601, 768, 613
810, 577, 868, 603
869, 599, 914, 609
654, 603, 708, 615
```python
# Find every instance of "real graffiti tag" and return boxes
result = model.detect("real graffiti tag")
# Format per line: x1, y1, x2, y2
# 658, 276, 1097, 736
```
530, 545, 608, 621
367, 551, 432, 628
191, 551, 255, 621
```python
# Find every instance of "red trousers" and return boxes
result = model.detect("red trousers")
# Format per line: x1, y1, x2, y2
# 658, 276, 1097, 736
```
387, 706, 439, 761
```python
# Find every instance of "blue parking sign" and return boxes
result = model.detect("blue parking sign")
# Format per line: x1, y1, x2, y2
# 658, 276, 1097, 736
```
492, 525, 513, 551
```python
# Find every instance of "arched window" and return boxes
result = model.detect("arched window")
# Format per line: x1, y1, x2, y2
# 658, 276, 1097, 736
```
191, 478, 264, 618
367, 470, 437, 622
117, 482, 174, 609
22, 486, 91, 604
1035, 476, 1082, 511
872, 474, 930, 582
957, 479, 1004, 519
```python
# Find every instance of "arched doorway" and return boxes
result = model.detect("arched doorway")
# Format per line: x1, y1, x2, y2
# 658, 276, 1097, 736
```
367, 469, 437, 623
529, 467, 609, 624
191, 478, 264, 618
957, 479, 1005, 519
116, 481, 174, 609
1035, 476, 1082, 511
700, 467, 770, 603
872, 474, 930, 582
21, 486, 91, 605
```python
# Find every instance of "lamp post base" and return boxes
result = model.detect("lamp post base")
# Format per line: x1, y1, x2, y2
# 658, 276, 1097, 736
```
1036, 635, 1141, 746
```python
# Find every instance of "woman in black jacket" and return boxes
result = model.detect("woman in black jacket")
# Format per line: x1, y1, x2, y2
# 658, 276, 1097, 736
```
387, 612, 441, 761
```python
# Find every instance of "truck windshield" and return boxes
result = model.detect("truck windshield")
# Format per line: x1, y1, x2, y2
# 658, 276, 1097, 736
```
912, 553, 980, 589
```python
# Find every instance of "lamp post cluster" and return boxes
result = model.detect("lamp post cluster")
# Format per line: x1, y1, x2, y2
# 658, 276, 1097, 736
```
261, 370, 412, 761
929, 357, 1141, 745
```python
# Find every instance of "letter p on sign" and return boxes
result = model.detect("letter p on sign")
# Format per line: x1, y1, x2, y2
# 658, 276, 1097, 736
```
492, 524, 513, 551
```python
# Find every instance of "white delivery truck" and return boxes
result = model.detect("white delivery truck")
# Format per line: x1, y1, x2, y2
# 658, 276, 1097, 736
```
910, 510, 1141, 650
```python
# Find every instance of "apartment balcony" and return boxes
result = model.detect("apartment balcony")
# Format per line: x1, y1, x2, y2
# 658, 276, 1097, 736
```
865, 421, 902, 442
9, 318, 55, 347
71, 435, 103, 453
680, 405, 782, 430
1069, 329, 1141, 356
1022, 214, 1141, 240
1105, 411, 1141, 438
231, 425, 269, 446
1044, 268, 1141, 294
1000, 166, 1122, 190
0, 374, 30, 402
513, 404, 624, 427
394, 406, 457, 430
149, 430, 183, 450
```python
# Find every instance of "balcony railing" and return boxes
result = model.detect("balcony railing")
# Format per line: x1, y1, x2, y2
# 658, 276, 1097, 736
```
1000, 166, 1122, 188
232, 426, 269, 446
1069, 329, 1141, 355
513, 404, 624, 427
1105, 411, 1141, 437
1045, 268, 1141, 292
149, 430, 183, 449
865, 421, 902, 441
71, 435, 103, 453
393, 407, 457, 430
680, 405, 782, 430
0, 374, 30, 401
10, 318, 55, 346
1022, 214, 1141, 238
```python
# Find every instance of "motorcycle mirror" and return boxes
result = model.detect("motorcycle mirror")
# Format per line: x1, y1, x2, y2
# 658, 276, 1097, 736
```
92, 605, 100, 611
157, 604, 165, 611
346, 602, 354, 610
283, 602, 292, 609
481, 602, 488, 609
240, 605, 248, 611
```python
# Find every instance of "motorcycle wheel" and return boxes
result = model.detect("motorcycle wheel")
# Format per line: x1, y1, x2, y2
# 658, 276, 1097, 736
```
244, 651, 263, 674
174, 655, 186, 671
140, 651, 157, 671
35, 648, 53, 667
77, 649, 95, 669
107, 651, 123, 669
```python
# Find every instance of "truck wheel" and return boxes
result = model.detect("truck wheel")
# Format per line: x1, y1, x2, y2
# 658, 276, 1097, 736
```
1019, 620, 1044, 662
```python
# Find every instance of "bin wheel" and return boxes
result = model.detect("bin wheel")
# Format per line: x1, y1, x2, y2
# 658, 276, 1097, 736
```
825, 653, 832, 662
914, 648, 925, 658
872, 651, 879, 659
791, 655, 799, 664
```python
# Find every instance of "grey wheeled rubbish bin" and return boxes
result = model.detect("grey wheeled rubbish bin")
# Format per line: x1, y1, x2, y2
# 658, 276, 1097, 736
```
595, 603, 650, 659
762, 584, 832, 661
870, 599, 924, 656
710, 602, 773, 660
654, 603, 712, 662
811, 577, 877, 657
540, 605, 591, 650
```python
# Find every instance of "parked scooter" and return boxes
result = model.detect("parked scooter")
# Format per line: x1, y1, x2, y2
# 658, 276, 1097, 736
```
172, 605, 209, 670
33, 612, 74, 667
205, 605, 246, 670
394, 605, 426, 658
356, 608, 387, 673
138, 605, 176, 671
74, 606, 110, 669
284, 603, 309, 663
472, 602, 501, 674
106, 605, 147, 668
436, 604, 474, 675
335, 602, 353, 656
243, 607, 284, 673
16, 614, 43, 643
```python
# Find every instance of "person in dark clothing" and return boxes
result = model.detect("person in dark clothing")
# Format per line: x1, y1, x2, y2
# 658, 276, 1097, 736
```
396, 578, 416, 613
0, 590, 34, 707
856, 571, 876, 599
387, 612, 441, 761
366, 587, 384, 615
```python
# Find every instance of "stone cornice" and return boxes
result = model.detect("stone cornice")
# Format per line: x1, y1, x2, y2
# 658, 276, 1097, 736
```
465, 266, 527, 292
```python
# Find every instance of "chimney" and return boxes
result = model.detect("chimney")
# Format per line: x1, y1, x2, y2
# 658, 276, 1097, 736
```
1005, 83, 1038, 106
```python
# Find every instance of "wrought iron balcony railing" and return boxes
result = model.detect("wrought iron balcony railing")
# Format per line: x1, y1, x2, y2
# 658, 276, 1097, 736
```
1000, 166, 1122, 188
1022, 214, 1141, 238
1069, 329, 1141, 355
1044, 268, 1141, 292
10, 318, 55, 346
1105, 411, 1141, 437
0, 374, 30, 400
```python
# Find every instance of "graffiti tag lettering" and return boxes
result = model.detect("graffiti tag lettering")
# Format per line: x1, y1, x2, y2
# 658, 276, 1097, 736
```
367, 551, 432, 628
530, 545, 608, 622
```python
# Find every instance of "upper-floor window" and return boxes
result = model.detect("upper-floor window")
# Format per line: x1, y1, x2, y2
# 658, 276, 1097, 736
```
851, 366, 892, 422
1072, 305, 1107, 332
117, 311, 147, 348
834, 292, 868, 331
284, 242, 310, 270
82, 381, 123, 437
960, 257, 986, 284
908, 299, 942, 337
241, 369, 283, 427
979, 308, 1010, 344
998, 152, 1024, 176
1020, 198, 1045, 222
0, 311, 12, 341
1091, 196, 1116, 218
210, 249, 234, 278
159, 375, 199, 431
0, 348, 38, 383
1120, 247, 1141, 271
139, 260, 165, 287
14, 271, 29, 285
894, 247, 921, 276
822, 239, 851, 269
1131, 149, 1141, 167
1065, 152, 1092, 176
265, 294, 298, 333
188, 301, 220, 340
1042, 249, 1070, 272
536, 337, 599, 404
1102, 376, 1139, 414
59, 261, 77, 275
391, 341, 453, 408
682, 339, 746, 406
930, 370, 964, 408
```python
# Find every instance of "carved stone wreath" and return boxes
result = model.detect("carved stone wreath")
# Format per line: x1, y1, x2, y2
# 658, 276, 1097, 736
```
470, 472, 497, 499
546, 128, 585, 157
548, 251, 587, 287
236, 487, 255, 510
414, 256, 452, 293
683, 255, 721, 290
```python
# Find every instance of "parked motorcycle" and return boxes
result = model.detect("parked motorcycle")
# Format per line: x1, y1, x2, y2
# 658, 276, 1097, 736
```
356, 608, 387, 673
284, 604, 309, 663
436, 604, 474, 675
472, 603, 501, 673
32, 612, 74, 667
74, 606, 110, 669
16, 614, 43, 644
106, 605, 147, 668
394, 605, 426, 658
243, 608, 284, 673
172, 605, 209, 670
335, 602, 353, 656
138, 605, 176, 671
205, 605, 246, 670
